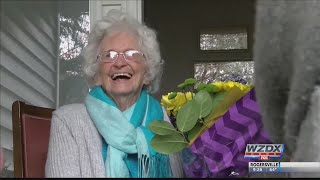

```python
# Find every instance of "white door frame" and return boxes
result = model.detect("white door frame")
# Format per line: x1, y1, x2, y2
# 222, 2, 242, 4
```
89, 0, 142, 29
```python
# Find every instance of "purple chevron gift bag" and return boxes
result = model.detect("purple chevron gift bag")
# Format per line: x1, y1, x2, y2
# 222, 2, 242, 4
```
182, 88, 271, 178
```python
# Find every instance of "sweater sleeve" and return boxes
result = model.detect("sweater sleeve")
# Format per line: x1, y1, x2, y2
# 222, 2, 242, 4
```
45, 112, 81, 177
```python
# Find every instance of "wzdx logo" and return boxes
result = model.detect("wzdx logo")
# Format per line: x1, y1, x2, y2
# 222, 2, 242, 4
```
244, 144, 284, 160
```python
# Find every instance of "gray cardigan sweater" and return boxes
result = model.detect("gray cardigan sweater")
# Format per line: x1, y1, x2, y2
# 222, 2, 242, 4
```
45, 104, 184, 178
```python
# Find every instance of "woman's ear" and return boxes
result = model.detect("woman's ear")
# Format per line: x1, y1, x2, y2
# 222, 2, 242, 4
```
93, 74, 102, 85
143, 77, 151, 86
143, 70, 151, 85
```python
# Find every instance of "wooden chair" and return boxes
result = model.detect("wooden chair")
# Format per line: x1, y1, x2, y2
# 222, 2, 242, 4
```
12, 101, 55, 178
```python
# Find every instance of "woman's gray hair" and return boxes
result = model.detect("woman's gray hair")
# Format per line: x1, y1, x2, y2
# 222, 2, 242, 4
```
82, 9, 163, 94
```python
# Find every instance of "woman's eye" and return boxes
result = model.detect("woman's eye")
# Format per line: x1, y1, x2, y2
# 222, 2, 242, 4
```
126, 52, 134, 57
107, 52, 117, 59
126, 51, 139, 58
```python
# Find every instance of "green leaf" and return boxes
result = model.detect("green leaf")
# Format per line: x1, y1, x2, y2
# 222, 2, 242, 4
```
196, 83, 208, 91
194, 90, 212, 118
176, 100, 200, 132
168, 92, 177, 100
150, 132, 188, 154
205, 84, 219, 93
204, 92, 227, 122
148, 120, 177, 135
194, 90, 213, 118
177, 83, 187, 89
186, 122, 203, 143
184, 78, 197, 85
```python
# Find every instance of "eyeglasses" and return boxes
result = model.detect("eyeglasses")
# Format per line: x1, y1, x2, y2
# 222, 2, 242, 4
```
96, 49, 145, 63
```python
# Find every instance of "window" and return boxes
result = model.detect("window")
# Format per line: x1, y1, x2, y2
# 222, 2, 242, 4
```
195, 27, 253, 85
194, 61, 254, 84
200, 28, 247, 51
58, 0, 90, 106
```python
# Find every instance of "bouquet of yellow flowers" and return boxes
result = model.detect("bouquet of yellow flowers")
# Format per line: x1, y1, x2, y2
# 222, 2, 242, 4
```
148, 78, 271, 177
148, 78, 252, 153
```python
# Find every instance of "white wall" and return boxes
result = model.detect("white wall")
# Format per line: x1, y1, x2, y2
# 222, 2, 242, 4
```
0, 1, 59, 171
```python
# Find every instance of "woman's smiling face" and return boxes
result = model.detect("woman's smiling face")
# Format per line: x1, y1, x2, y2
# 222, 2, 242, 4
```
97, 31, 149, 101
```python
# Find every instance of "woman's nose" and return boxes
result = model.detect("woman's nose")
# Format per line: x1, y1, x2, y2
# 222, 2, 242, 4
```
113, 54, 127, 67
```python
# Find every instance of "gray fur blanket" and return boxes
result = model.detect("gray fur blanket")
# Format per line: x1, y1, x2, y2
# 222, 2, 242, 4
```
253, 0, 320, 167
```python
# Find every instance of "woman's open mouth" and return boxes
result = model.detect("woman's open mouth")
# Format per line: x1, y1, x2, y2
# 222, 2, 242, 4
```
111, 73, 132, 80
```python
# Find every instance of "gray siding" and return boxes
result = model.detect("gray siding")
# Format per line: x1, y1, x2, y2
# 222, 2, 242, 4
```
0, 1, 58, 171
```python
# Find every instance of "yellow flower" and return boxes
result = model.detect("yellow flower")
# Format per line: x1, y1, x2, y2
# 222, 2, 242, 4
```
211, 81, 223, 92
185, 92, 194, 101
161, 91, 194, 117
223, 81, 235, 91
171, 92, 186, 116
211, 81, 252, 94
161, 81, 252, 117
161, 93, 175, 115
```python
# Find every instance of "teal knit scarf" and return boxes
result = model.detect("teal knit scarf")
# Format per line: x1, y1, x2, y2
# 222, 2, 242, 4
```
85, 86, 171, 178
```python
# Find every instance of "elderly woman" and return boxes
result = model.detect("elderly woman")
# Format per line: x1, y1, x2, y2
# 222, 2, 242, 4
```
45, 10, 184, 178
